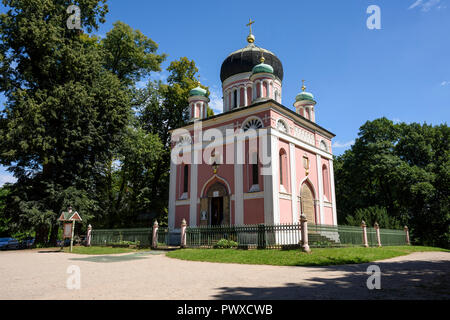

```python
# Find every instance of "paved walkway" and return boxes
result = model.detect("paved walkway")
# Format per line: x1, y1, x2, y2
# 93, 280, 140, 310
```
1, 249, 449, 299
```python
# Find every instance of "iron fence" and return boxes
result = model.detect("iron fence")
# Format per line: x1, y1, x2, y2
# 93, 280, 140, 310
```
186, 224, 302, 249
186, 223, 409, 249
91, 227, 170, 247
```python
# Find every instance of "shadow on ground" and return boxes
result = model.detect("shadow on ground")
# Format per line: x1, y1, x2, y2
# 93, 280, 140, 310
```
213, 259, 450, 300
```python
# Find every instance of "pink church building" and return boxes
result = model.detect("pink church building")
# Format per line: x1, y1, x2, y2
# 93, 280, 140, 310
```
168, 29, 337, 234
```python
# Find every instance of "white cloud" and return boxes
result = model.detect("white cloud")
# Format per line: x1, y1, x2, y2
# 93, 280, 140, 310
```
208, 86, 223, 114
441, 81, 450, 86
0, 173, 16, 187
408, 0, 443, 12
332, 140, 355, 148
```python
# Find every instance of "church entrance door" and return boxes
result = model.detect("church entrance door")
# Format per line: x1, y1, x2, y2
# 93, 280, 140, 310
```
200, 181, 230, 226
210, 197, 223, 226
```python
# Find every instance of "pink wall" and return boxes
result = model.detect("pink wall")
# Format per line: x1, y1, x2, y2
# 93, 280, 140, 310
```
279, 198, 292, 224
175, 205, 189, 229
243, 198, 264, 224
324, 207, 334, 225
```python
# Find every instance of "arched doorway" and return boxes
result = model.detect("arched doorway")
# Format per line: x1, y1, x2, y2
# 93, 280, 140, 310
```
199, 182, 230, 226
300, 182, 316, 224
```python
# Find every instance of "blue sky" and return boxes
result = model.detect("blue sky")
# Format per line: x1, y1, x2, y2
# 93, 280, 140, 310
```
1, 0, 449, 186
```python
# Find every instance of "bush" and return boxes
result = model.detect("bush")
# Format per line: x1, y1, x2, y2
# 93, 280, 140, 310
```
213, 239, 238, 249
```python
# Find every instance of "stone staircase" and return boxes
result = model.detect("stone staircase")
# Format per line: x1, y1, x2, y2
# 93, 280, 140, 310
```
308, 232, 340, 247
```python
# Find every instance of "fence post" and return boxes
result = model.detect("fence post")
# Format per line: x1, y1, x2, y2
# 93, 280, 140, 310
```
257, 224, 266, 249
300, 214, 311, 253
152, 220, 159, 249
374, 222, 381, 247
180, 219, 187, 248
86, 224, 92, 247
404, 226, 410, 245
361, 221, 369, 247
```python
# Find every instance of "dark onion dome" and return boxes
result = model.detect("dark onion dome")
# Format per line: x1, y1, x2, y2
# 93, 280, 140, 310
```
220, 43, 283, 82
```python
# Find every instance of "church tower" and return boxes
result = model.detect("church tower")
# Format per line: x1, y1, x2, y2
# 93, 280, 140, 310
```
220, 19, 283, 111
294, 80, 317, 122
188, 84, 209, 122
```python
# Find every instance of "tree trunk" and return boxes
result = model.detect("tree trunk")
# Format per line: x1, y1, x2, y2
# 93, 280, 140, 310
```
49, 223, 59, 246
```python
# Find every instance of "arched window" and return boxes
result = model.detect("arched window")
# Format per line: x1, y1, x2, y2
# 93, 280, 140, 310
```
242, 117, 264, 131
279, 149, 287, 189
247, 87, 252, 105
233, 89, 237, 109
183, 164, 189, 193
322, 165, 329, 200
274, 90, 279, 102
263, 81, 269, 97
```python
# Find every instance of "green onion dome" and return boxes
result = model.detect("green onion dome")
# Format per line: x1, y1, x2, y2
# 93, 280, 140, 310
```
295, 91, 315, 102
252, 62, 274, 75
189, 86, 207, 97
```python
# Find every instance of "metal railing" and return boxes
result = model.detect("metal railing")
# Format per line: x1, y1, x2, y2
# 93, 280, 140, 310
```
186, 224, 302, 249
91, 227, 170, 247
186, 223, 409, 249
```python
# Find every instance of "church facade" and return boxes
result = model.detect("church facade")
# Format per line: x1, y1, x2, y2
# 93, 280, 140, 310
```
168, 26, 337, 232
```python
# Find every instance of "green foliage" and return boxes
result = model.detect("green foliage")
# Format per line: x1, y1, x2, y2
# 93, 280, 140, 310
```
335, 118, 449, 248
345, 206, 402, 229
0, 0, 166, 243
102, 21, 166, 86
0, 185, 11, 236
213, 239, 239, 249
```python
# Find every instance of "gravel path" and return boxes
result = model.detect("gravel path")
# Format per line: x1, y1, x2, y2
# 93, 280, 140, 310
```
1, 249, 449, 300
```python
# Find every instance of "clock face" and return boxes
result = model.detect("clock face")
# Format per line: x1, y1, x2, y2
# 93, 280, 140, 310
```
243, 118, 263, 131
320, 141, 328, 151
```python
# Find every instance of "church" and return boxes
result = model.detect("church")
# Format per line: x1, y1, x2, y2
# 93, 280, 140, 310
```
168, 21, 337, 232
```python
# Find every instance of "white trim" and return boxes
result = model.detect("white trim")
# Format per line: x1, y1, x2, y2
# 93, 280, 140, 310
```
316, 154, 324, 224
168, 158, 177, 230
243, 191, 264, 200
175, 199, 190, 206
289, 143, 298, 223
329, 159, 338, 226
271, 135, 280, 224
279, 192, 292, 200
200, 174, 232, 197
235, 162, 244, 225
189, 153, 198, 227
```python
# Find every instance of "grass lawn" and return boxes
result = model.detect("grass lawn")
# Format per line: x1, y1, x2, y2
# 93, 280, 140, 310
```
63, 246, 150, 255
166, 246, 449, 267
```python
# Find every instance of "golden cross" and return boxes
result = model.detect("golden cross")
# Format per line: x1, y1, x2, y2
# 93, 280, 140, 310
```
246, 18, 255, 34
302, 80, 306, 92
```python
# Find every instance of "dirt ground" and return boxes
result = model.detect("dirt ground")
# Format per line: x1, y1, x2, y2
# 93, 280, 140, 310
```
0, 249, 449, 300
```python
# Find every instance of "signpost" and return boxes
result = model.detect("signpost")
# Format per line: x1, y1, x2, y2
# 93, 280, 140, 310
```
58, 206, 82, 252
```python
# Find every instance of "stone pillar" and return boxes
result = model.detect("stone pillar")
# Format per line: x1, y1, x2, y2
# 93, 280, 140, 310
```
374, 222, 381, 247
180, 218, 187, 248
361, 220, 369, 247
86, 224, 92, 247
152, 220, 159, 249
404, 226, 410, 245
300, 214, 311, 253
244, 86, 248, 106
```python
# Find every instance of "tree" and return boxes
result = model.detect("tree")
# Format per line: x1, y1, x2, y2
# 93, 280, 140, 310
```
0, 0, 135, 244
101, 21, 167, 86
135, 57, 211, 221
335, 118, 449, 248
